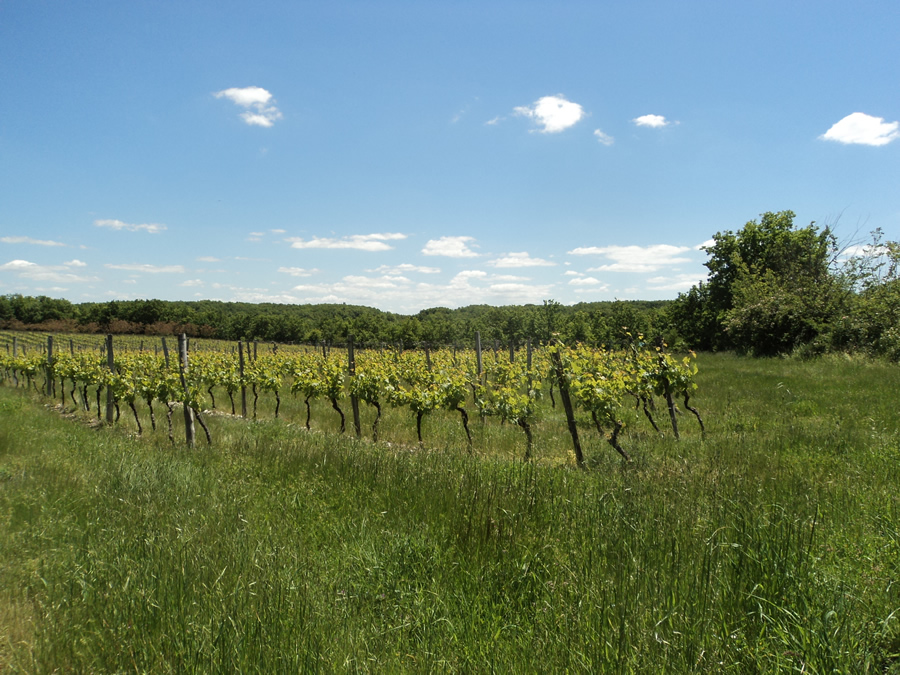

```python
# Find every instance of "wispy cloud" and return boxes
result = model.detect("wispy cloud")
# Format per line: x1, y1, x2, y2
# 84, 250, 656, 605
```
568, 244, 692, 272
196, 256, 222, 262
214, 86, 283, 127
421, 236, 479, 258
513, 95, 585, 133
820, 112, 900, 146
285, 269, 553, 312
1, 236, 67, 247
287, 233, 406, 252
370, 263, 441, 274
105, 263, 186, 273
451, 100, 476, 124
488, 252, 555, 268
633, 114, 671, 128
278, 266, 319, 277
94, 219, 167, 234
0, 259, 99, 283
593, 129, 614, 146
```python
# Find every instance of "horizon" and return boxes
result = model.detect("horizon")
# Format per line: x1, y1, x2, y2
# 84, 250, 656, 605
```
2, 1, 898, 313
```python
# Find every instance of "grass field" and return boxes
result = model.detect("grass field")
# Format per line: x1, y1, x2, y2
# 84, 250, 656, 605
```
1, 352, 899, 672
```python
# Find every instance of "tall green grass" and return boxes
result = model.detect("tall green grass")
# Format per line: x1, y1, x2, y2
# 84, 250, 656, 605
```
1, 353, 899, 672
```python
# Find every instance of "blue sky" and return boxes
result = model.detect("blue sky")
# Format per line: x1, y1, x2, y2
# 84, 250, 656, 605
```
2, 1, 898, 314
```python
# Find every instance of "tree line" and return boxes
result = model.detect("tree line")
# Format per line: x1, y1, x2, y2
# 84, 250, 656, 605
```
3, 210, 899, 357
0, 293, 670, 349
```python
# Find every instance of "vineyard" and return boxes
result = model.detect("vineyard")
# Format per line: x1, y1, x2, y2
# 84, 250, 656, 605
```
0, 330, 701, 464
2, 331, 899, 671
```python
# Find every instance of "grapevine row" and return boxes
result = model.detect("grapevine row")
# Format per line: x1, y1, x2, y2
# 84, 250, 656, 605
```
0, 335, 702, 463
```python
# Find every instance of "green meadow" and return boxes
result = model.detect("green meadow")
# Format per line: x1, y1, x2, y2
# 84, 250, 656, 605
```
1, 353, 898, 672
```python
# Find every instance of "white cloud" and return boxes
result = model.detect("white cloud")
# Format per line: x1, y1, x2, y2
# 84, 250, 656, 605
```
290, 284, 329, 294
488, 251, 555, 268
697, 239, 716, 250
94, 219, 167, 234
206, 266, 558, 313
278, 266, 319, 277
1, 259, 38, 271
206, 283, 304, 304
421, 236, 479, 258
64, 259, 86, 267
180, 279, 204, 287
633, 114, 670, 128
573, 288, 609, 295
514, 95, 585, 133
370, 263, 441, 274
451, 270, 488, 283
0, 259, 99, 283
196, 256, 221, 262
820, 112, 900, 146
214, 86, 271, 107
594, 129, 614, 146
104, 263, 186, 273
569, 244, 692, 272
568, 276, 603, 286
646, 273, 707, 292
1, 236, 67, 246
239, 113, 278, 127
214, 86, 283, 127
839, 242, 895, 263
287, 233, 406, 252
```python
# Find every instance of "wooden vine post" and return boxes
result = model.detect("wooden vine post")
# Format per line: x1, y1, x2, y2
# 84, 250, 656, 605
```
105, 334, 115, 425
474, 331, 484, 417
178, 333, 195, 448
45, 335, 54, 398
238, 341, 247, 418
475, 331, 483, 378
10, 337, 17, 387
348, 334, 361, 438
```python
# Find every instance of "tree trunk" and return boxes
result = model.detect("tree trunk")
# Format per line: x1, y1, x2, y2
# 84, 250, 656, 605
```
372, 401, 382, 442
518, 418, 534, 461
128, 401, 142, 436
683, 393, 705, 435
456, 406, 473, 451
